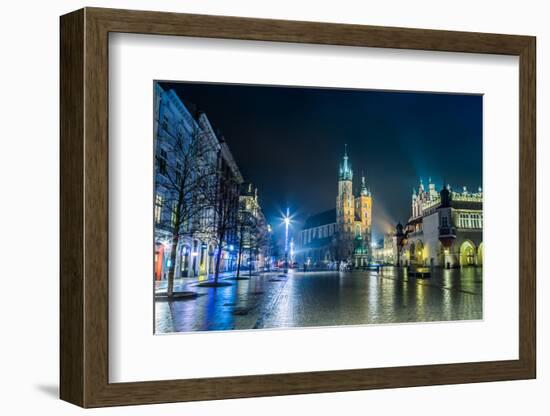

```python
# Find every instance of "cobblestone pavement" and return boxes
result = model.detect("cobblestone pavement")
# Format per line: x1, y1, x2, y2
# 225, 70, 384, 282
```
155, 267, 482, 334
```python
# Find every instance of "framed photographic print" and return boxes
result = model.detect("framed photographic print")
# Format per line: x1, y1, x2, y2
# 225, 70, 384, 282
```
60, 7, 536, 407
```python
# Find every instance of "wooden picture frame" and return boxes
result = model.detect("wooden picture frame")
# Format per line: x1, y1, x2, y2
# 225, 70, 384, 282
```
60, 7, 536, 408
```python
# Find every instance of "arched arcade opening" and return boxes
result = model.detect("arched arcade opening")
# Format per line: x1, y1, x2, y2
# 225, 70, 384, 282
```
459, 240, 477, 267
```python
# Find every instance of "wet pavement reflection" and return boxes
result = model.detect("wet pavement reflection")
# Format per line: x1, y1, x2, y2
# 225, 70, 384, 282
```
155, 266, 482, 334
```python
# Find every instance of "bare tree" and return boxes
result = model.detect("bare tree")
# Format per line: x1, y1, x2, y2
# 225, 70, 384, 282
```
202, 151, 241, 285
155, 121, 219, 297
246, 215, 261, 278
235, 210, 254, 279
234, 206, 269, 278
214, 188, 235, 284
251, 217, 269, 275
266, 229, 280, 271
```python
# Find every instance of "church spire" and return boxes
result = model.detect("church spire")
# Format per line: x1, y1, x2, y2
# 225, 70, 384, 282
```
338, 144, 353, 181
360, 172, 370, 196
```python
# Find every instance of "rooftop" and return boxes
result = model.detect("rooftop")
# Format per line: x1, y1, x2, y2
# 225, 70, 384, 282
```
303, 209, 336, 230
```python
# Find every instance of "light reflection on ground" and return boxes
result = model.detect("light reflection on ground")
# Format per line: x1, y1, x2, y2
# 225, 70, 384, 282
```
155, 267, 482, 334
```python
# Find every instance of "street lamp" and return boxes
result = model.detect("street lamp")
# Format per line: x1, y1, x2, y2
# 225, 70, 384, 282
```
283, 207, 291, 274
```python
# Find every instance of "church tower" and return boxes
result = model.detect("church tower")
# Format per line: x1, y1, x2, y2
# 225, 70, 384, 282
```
355, 174, 372, 240
336, 145, 355, 259
352, 174, 373, 266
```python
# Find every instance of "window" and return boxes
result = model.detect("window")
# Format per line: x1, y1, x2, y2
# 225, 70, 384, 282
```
471, 214, 482, 229
158, 149, 167, 175
457, 212, 482, 229
441, 216, 448, 227
183, 213, 189, 232
154, 194, 163, 223
161, 115, 168, 131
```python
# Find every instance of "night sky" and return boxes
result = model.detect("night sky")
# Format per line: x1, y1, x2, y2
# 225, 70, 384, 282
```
159, 81, 482, 241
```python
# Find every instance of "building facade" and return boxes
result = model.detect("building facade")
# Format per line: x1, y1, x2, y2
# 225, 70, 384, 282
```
299, 147, 373, 268
237, 182, 270, 274
389, 178, 483, 268
153, 83, 244, 281
372, 233, 395, 265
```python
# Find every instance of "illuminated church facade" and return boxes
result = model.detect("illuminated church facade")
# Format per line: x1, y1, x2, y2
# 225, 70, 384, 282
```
298, 147, 373, 268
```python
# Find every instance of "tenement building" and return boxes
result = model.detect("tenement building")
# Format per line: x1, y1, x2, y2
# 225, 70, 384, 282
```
237, 182, 269, 274
390, 178, 483, 268
299, 147, 373, 268
153, 83, 243, 280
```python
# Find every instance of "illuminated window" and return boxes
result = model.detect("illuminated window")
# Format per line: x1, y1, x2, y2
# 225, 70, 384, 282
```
471, 213, 482, 229
459, 213, 469, 228
155, 194, 163, 223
